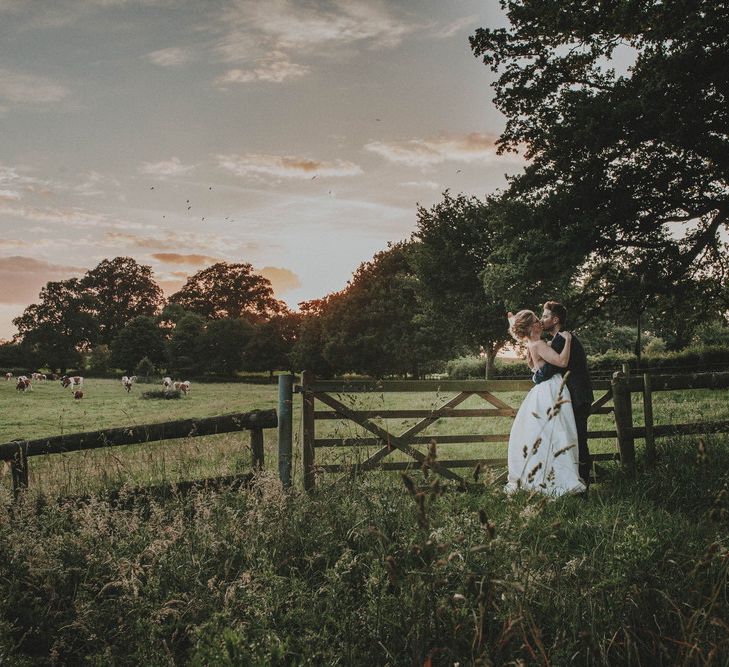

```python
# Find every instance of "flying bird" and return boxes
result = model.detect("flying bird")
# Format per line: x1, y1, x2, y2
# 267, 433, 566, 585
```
311, 175, 318, 180
150, 186, 154, 190
187, 206, 191, 210
209, 186, 212, 190
456, 169, 462, 174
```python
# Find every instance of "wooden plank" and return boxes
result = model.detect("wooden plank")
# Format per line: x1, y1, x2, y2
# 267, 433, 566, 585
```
643, 373, 656, 465
319, 458, 508, 473
314, 408, 516, 419
309, 379, 534, 393
590, 389, 613, 413
474, 391, 517, 413
314, 392, 464, 482
0, 409, 278, 461
353, 392, 472, 474
10, 443, 28, 498
587, 429, 619, 439
646, 420, 729, 438
250, 428, 264, 469
314, 434, 511, 447
611, 372, 635, 470
301, 371, 316, 492
623, 371, 729, 393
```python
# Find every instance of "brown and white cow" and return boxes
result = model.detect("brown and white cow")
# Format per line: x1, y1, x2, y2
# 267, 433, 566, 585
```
61, 375, 83, 389
163, 376, 173, 389
73, 390, 83, 400
172, 380, 191, 395
121, 376, 134, 392
4, 372, 12, 381
16, 376, 32, 392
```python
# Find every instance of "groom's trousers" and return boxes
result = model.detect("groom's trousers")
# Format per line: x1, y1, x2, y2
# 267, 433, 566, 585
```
573, 404, 591, 486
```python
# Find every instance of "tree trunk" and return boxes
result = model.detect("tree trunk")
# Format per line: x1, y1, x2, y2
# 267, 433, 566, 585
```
483, 341, 504, 380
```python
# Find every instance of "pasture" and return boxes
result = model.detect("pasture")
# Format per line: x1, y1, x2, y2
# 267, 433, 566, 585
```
1, 375, 728, 496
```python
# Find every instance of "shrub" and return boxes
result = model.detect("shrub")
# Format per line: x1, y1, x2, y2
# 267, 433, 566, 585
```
135, 356, 157, 378
141, 389, 181, 400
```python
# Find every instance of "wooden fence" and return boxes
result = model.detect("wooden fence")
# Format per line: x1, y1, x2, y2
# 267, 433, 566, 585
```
0, 408, 278, 498
612, 370, 729, 468
296, 370, 729, 490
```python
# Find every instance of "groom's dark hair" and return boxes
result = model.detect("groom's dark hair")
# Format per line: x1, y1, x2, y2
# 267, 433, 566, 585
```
544, 300, 567, 327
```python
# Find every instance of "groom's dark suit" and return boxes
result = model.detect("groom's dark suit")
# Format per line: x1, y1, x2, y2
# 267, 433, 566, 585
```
551, 332, 594, 486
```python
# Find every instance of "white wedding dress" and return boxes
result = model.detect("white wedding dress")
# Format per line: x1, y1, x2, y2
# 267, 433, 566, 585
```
505, 374, 586, 496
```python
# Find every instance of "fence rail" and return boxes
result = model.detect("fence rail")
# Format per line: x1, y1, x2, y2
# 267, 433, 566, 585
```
2, 408, 278, 498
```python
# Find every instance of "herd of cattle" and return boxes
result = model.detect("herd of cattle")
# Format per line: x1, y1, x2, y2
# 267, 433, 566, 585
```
4, 372, 191, 399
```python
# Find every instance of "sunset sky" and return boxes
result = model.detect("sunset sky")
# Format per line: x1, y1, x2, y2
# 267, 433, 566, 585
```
0, 0, 526, 341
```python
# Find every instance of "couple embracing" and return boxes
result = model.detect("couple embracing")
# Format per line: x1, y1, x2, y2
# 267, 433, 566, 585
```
505, 301, 594, 497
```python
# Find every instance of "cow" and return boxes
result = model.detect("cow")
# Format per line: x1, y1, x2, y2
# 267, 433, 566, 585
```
173, 380, 191, 395
163, 376, 173, 389
61, 375, 83, 389
121, 376, 134, 392
73, 390, 83, 400
16, 376, 32, 392
4, 372, 12, 381
31, 372, 46, 382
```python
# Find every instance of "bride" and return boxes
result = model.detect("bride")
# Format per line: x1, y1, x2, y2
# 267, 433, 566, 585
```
505, 310, 587, 496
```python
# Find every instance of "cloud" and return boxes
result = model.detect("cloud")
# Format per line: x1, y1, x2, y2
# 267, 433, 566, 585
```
145, 47, 194, 67
0, 68, 70, 104
139, 157, 196, 177
0, 189, 20, 201
214, 55, 310, 86
401, 180, 440, 189
151, 252, 220, 265
0, 255, 86, 305
217, 153, 362, 180
74, 170, 121, 197
365, 133, 507, 168
214, 1, 417, 62
429, 15, 478, 39
257, 265, 301, 294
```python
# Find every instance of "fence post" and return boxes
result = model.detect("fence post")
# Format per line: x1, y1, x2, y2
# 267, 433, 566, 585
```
643, 372, 656, 466
250, 429, 264, 470
10, 442, 28, 499
611, 371, 635, 471
277, 374, 293, 488
301, 370, 316, 492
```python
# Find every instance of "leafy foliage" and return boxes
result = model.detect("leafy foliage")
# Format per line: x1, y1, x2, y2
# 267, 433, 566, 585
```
13, 279, 98, 373
471, 0, 729, 317
411, 193, 510, 376
169, 262, 285, 322
82, 257, 164, 344
110, 316, 166, 373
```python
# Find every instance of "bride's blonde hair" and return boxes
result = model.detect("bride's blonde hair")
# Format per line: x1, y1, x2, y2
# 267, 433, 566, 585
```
509, 309, 537, 341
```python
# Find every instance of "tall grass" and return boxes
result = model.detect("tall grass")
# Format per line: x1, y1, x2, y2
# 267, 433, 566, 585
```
0, 434, 727, 665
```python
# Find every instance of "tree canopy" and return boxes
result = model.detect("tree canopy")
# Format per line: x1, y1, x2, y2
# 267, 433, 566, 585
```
169, 262, 286, 322
471, 0, 729, 315
410, 193, 510, 376
82, 257, 164, 344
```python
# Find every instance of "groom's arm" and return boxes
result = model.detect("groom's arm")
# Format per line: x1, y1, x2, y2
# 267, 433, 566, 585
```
551, 332, 565, 354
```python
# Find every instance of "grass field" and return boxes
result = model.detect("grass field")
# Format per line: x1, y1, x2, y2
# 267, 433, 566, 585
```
1, 377, 728, 664
1, 376, 727, 496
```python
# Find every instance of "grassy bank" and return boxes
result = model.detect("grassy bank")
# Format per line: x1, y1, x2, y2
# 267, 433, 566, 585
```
0, 437, 728, 665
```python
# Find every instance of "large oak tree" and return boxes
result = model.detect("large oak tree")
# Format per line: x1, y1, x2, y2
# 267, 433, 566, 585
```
169, 262, 285, 322
471, 0, 729, 316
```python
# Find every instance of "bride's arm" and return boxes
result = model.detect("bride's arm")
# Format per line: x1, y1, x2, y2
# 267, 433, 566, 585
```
535, 332, 572, 368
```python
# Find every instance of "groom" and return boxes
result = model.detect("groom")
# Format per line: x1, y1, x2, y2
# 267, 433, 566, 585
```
540, 301, 594, 488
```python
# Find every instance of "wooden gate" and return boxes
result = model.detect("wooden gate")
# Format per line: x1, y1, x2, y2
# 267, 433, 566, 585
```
298, 371, 615, 490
